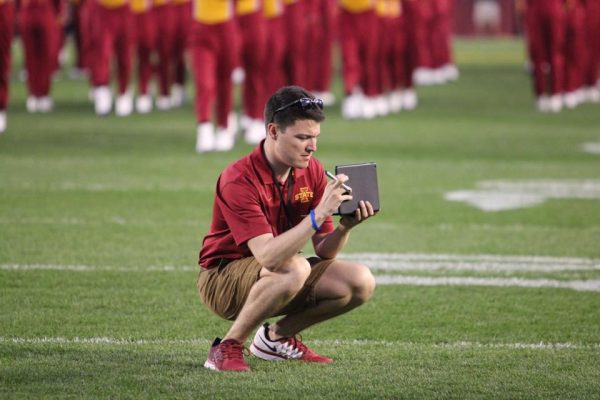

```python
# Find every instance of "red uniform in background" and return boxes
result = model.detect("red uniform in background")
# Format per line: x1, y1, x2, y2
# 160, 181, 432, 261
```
131, 0, 155, 113
563, 0, 586, 108
339, 0, 378, 119
71, 0, 91, 73
77, 0, 93, 76
401, 0, 422, 89
19, 0, 62, 112
524, 0, 566, 112
283, 0, 308, 87
378, 0, 405, 114
431, 0, 449, 70
237, 0, 267, 120
237, 0, 268, 145
152, 0, 175, 109
431, 0, 458, 81
191, 0, 240, 153
410, 0, 435, 85
90, 0, 134, 116
305, 0, 336, 102
263, 0, 286, 98
171, 0, 191, 107
53, 0, 65, 72
373, 0, 393, 115
0, 0, 15, 132
389, 0, 407, 98
583, 0, 600, 101
399, 0, 421, 109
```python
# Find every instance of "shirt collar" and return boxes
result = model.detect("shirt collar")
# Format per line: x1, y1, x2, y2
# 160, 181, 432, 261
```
251, 140, 306, 185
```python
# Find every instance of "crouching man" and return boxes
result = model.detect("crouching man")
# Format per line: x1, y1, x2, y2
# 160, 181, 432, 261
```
197, 86, 377, 372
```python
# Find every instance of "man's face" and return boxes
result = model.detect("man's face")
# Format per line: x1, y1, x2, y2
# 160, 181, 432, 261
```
273, 119, 320, 169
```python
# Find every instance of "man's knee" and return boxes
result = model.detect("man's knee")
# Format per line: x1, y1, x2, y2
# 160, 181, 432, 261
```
266, 256, 311, 297
349, 264, 376, 304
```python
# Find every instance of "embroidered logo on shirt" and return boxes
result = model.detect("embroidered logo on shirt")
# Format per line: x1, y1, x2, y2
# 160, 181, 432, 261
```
295, 187, 313, 203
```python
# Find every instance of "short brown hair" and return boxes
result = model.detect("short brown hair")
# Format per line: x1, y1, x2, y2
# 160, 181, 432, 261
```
264, 86, 325, 131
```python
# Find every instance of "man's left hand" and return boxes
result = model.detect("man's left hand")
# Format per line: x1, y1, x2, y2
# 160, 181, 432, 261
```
339, 200, 377, 230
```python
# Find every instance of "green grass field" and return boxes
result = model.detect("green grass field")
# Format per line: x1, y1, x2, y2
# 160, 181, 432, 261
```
1, 38, 600, 398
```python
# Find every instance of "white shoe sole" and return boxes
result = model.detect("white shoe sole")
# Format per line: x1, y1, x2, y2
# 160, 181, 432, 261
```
203, 358, 250, 372
249, 343, 286, 361
203, 360, 217, 370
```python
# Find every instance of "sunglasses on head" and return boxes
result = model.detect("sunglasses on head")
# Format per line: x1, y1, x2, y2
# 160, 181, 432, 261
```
271, 97, 324, 121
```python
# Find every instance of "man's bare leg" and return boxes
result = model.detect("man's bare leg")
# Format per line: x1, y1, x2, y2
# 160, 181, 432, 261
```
268, 260, 375, 339
222, 256, 311, 343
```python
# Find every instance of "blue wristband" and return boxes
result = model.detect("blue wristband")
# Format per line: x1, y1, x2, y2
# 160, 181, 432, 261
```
309, 209, 321, 232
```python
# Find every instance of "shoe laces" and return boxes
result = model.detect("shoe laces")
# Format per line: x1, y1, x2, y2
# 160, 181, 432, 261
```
220, 340, 250, 360
281, 334, 308, 354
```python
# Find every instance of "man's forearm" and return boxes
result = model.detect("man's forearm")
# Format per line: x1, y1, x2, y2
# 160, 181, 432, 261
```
314, 224, 351, 259
252, 216, 319, 271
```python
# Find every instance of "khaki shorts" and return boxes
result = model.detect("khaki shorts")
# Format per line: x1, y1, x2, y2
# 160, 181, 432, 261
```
197, 257, 334, 321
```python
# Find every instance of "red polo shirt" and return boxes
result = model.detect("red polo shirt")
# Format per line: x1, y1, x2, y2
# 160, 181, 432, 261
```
199, 141, 335, 269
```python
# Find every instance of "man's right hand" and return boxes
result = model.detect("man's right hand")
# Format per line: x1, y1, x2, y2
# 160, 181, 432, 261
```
314, 174, 353, 222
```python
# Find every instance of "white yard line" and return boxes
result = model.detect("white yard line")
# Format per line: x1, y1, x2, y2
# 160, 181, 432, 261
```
0, 182, 213, 192
374, 275, 600, 292
3, 253, 600, 291
0, 217, 198, 227
582, 142, 600, 154
1, 336, 598, 350
0, 264, 198, 272
340, 253, 600, 272
3, 253, 598, 274
445, 179, 600, 211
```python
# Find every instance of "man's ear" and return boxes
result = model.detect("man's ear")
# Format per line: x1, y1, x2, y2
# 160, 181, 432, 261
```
267, 123, 279, 140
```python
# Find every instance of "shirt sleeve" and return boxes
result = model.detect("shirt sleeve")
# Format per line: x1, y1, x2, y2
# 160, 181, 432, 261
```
217, 178, 273, 246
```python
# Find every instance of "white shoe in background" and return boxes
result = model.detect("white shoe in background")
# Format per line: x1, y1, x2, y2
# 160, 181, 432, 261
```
171, 84, 185, 108
341, 95, 357, 119
0, 111, 6, 134
94, 86, 112, 116
26, 96, 38, 113
414, 68, 434, 86
443, 64, 460, 81
402, 89, 418, 110
215, 126, 235, 152
312, 91, 336, 106
549, 94, 563, 113
563, 92, 578, 110
388, 89, 403, 113
115, 92, 133, 116
228, 112, 239, 137
585, 87, 600, 103
536, 95, 550, 112
196, 122, 216, 153
361, 97, 377, 119
320, 91, 336, 106
37, 96, 54, 113
156, 96, 172, 111
244, 119, 266, 145
342, 92, 363, 120
231, 67, 245, 84
432, 68, 447, 85
239, 114, 252, 132
574, 88, 586, 105
374, 95, 390, 117
135, 95, 153, 114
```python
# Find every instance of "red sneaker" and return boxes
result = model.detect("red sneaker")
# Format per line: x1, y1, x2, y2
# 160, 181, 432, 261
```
204, 338, 250, 372
250, 323, 333, 364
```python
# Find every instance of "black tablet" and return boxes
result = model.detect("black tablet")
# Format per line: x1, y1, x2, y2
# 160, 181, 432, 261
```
334, 162, 380, 215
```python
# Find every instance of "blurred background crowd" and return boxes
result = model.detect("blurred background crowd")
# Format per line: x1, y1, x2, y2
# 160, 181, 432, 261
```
0, 0, 599, 151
